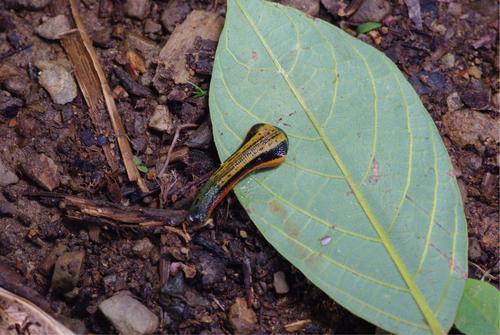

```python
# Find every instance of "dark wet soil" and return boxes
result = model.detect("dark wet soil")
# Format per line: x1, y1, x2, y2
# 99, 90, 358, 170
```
0, 0, 497, 334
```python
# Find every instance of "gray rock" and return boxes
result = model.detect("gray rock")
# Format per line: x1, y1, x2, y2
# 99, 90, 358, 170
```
0, 157, 18, 186
35, 15, 71, 40
132, 238, 154, 259
125, 0, 151, 20
38, 63, 77, 105
148, 105, 178, 134
99, 293, 159, 335
51, 250, 85, 293
273, 271, 289, 294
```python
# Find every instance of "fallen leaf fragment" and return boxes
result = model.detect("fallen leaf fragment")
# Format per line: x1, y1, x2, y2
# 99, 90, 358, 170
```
0, 287, 75, 335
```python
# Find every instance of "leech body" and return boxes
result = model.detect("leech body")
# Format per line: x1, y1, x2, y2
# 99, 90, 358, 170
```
187, 123, 288, 225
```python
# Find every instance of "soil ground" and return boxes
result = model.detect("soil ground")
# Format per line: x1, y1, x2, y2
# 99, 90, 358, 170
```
0, 0, 497, 334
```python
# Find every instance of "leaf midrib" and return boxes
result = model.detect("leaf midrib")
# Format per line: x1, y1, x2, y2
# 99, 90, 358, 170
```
233, 1, 444, 334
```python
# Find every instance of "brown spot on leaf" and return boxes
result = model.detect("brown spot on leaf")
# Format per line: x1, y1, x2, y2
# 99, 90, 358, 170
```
285, 225, 300, 239
267, 199, 287, 219
251, 51, 258, 60
293, 241, 309, 260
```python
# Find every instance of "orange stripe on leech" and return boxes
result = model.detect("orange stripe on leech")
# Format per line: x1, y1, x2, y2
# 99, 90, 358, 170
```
205, 157, 286, 219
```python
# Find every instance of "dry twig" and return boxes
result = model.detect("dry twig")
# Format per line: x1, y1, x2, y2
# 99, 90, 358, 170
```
159, 123, 198, 177
66, 0, 148, 192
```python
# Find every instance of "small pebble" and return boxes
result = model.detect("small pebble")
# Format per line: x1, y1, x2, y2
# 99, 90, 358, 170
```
148, 105, 178, 134
446, 92, 463, 111
99, 293, 159, 335
273, 271, 289, 294
38, 63, 77, 105
228, 297, 257, 335
125, 0, 151, 20
35, 15, 70, 40
132, 237, 154, 259
467, 66, 482, 79
144, 19, 161, 34
441, 53, 455, 69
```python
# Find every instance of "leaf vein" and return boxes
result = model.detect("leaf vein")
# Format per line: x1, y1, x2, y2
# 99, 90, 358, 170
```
252, 177, 381, 243
255, 213, 410, 292
414, 124, 439, 276
385, 56, 414, 233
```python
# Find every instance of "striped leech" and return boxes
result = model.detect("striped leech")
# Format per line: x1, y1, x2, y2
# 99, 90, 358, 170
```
187, 123, 288, 225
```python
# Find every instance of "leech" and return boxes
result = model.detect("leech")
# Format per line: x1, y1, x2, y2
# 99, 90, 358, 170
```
187, 123, 288, 224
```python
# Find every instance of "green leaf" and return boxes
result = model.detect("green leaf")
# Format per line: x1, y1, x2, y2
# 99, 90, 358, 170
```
132, 155, 148, 173
209, 1, 468, 334
357, 21, 382, 34
137, 164, 148, 173
455, 279, 500, 335
132, 155, 142, 166
187, 80, 208, 98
